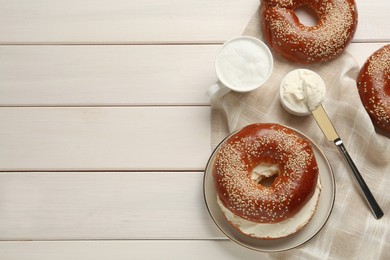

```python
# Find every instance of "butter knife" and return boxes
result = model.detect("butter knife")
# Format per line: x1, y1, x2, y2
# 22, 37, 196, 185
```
312, 105, 384, 219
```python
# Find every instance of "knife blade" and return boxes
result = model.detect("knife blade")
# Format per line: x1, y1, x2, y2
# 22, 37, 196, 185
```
311, 105, 384, 219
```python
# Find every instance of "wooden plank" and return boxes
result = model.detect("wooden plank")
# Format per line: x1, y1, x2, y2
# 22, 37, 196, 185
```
0, 45, 218, 106
0, 172, 223, 240
0, 0, 388, 44
0, 241, 273, 260
0, 43, 387, 106
0, 0, 258, 44
0, 107, 211, 171
354, 1, 390, 42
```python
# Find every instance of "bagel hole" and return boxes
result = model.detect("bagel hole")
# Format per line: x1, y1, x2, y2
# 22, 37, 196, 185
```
294, 5, 318, 27
251, 163, 280, 188
258, 174, 279, 187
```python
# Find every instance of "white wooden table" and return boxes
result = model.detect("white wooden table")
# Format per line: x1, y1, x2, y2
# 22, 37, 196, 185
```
0, 0, 388, 258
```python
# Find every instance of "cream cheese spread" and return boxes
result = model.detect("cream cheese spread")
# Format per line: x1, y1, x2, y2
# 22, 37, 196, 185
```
280, 69, 326, 116
217, 178, 322, 239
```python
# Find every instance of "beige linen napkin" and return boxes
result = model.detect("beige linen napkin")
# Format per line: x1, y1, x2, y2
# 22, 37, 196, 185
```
210, 8, 390, 259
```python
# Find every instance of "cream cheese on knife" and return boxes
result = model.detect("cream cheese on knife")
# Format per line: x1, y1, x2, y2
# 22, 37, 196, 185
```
280, 69, 326, 116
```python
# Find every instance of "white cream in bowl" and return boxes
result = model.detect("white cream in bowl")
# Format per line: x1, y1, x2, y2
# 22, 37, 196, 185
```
280, 69, 326, 116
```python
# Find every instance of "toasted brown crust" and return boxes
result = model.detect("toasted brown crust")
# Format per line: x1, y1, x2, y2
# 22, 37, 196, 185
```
357, 45, 390, 134
212, 123, 319, 224
260, 0, 358, 64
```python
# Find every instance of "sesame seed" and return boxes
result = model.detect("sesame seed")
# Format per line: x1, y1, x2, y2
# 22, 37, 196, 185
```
213, 123, 319, 223
262, 0, 357, 63
357, 45, 390, 131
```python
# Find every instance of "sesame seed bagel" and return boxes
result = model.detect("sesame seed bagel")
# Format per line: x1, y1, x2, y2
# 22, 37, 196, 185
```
260, 0, 358, 64
212, 124, 320, 238
357, 45, 390, 134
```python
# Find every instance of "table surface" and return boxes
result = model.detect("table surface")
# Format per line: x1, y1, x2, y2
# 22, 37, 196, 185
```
0, 0, 389, 259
